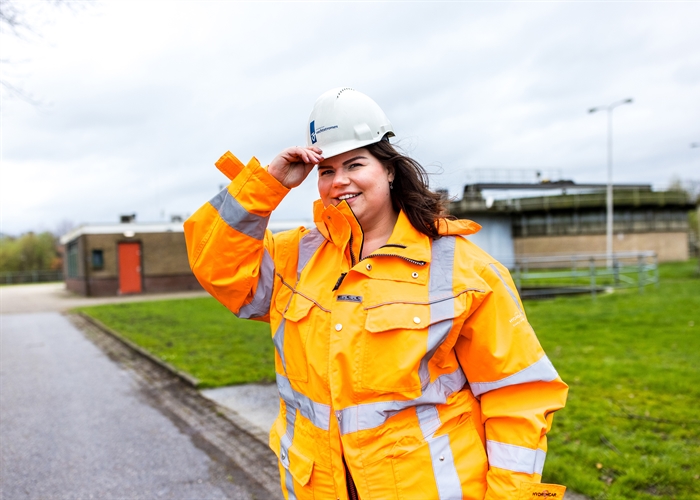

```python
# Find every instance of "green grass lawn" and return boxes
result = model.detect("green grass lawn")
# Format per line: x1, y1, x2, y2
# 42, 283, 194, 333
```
76, 259, 700, 499
75, 298, 275, 388
532, 260, 700, 500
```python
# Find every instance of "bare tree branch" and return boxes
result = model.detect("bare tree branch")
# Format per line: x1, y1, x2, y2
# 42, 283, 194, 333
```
1, 0, 91, 105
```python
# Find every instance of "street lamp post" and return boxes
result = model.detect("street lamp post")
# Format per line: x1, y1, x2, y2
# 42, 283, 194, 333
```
692, 142, 700, 275
589, 98, 634, 268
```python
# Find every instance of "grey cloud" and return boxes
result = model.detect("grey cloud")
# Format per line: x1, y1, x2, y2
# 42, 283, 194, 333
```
2, 2, 699, 235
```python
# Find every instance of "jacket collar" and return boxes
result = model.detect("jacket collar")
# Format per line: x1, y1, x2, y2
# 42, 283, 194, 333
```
368, 210, 432, 264
313, 200, 481, 265
313, 199, 363, 263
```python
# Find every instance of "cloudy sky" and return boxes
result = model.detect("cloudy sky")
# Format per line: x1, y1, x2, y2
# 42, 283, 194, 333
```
2, 1, 699, 236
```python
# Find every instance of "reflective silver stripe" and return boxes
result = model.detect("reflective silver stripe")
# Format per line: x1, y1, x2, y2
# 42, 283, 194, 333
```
280, 398, 297, 500
486, 440, 546, 475
278, 378, 299, 499
489, 263, 523, 314
277, 374, 331, 431
280, 397, 296, 469
416, 404, 441, 438
420, 236, 457, 385
337, 368, 466, 435
415, 402, 462, 499
238, 249, 274, 319
209, 188, 268, 241
297, 228, 325, 279
469, 355, 559, 397
284, 467, 297, 500
272, 319, 286, 372
427, 434, 463, 499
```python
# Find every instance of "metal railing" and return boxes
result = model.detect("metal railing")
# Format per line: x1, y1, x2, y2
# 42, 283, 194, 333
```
514, 252, 659, 298
1, 270, 64, 285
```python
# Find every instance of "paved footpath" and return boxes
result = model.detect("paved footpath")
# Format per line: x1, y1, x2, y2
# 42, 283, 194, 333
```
0, 282, 210, 315
1, 283, 588, 500
0, 285, 272, 499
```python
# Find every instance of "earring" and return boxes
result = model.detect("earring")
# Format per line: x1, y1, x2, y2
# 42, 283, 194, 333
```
389, 181, 394, 190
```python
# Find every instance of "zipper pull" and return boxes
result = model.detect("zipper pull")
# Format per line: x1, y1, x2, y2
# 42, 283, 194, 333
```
332, 273, 347, 291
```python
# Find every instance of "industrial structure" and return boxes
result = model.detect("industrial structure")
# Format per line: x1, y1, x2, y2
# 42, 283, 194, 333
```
450, 181, 697, 267
60, 180, 696, 297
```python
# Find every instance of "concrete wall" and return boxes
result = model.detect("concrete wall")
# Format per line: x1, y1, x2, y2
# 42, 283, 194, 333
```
460, 214, 515, 268
514, 231, 689, 262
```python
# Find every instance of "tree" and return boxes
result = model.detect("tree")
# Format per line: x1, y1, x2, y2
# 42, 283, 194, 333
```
1, 0, 89, 103
668, 176, 700, 203
669, 176, 700, 259
0, 231, 61, 272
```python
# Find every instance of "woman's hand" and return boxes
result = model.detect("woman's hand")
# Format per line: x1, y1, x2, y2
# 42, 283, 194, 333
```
268, 147, 324, 189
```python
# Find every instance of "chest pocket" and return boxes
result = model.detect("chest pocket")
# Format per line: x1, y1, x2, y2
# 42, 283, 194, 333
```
280, 292, 326, 382
361, 295, 467, 396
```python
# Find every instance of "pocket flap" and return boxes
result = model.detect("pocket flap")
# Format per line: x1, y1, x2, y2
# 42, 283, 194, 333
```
283, 293, 315, 322
518, 482, 566, 499
365, 294, 467, 333
288, 445, 314, 487
365, 303, 430, 332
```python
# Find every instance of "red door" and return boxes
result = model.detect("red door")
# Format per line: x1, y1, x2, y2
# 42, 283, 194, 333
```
118, 242, 142, 294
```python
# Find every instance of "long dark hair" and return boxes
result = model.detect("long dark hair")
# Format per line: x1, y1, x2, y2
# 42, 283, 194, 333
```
365, 138, 450, 239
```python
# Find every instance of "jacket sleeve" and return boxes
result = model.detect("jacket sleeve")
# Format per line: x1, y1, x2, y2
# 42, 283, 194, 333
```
454, 261, 568, 500
183, 152, 289, 322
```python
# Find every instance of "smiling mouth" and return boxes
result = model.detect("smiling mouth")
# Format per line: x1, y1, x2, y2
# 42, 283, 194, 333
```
337, 193, 360, 201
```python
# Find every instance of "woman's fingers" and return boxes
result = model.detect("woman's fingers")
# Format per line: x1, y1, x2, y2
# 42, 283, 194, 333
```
294, 146, 323, 165
269, 147, 324, 188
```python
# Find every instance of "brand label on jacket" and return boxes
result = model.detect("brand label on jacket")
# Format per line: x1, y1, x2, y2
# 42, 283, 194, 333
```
337, 294, 362, 303
519, 482, 566, 499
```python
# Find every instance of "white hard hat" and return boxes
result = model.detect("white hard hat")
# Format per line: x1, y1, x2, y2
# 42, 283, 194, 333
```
306, 87, 395, 159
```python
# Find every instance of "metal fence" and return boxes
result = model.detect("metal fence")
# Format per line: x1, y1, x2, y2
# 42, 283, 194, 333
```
514, 252, 659, 299
1, 270, 64, 285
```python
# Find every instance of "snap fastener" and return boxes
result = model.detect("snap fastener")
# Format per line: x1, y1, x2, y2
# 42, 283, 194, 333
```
413, 317, 421, 324
281, 450, 287, 459
337, 413, 342, 421
366, 263, 372, 271
411, 272, 419, 278
335, 323, 343, 331
439, 455, 445, 461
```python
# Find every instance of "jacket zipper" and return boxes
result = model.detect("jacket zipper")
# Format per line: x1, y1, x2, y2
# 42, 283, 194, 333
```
344, 457, 360, 500
360, 253, 426, 266
348, 233, 357, 267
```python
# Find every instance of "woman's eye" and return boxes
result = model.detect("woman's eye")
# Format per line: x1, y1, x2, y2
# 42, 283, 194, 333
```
348, 162, 362, 169
319, 169, 333, 176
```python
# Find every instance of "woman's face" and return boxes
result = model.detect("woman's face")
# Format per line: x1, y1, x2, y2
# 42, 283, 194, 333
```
317, 148, 395, 229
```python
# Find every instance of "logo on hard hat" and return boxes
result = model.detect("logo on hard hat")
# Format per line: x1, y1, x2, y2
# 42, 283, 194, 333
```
310, 121, 317, 144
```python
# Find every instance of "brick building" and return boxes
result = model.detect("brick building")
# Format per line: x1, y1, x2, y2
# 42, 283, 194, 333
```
59, 219, 196, 296
59, 216, 309, 296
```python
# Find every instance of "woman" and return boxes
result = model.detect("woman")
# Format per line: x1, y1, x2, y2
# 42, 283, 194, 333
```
184, 88, 568, 500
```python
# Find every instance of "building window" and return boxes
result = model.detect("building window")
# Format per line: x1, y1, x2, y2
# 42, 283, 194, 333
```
92, 249, 104, 270
67, 242, 78, 278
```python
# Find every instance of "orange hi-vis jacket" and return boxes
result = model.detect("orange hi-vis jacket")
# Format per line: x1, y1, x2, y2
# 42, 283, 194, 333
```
184, 152, 569, 500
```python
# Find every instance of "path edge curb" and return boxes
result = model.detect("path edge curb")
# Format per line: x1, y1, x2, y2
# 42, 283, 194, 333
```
68, 312, 282, 498
75, 312, 201, 388
73, 311, 273, 448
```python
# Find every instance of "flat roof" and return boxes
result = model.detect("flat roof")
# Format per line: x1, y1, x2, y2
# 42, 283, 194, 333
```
59, 220, 312, 244
464, 182, 652, 190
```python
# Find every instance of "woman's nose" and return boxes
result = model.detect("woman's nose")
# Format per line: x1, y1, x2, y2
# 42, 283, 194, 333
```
332, 170, 350, 187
